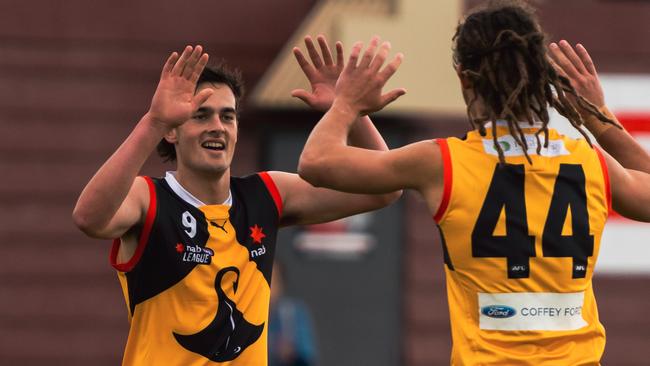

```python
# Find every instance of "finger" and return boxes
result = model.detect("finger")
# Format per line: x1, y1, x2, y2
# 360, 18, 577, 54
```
304, 36, 323, 69
378, 53, 404, 81
317, 35, 334, 66
189, 53, 209, 84
576, 43, 597, 75
347, 41, 363, 70
380, 88, 407, 108
293, 47, 317, 79
369, 41, 391, 72
547, 56, 568, 79
290, 89, 314, 105
358, 36, 380, 68
182, 45, 203, 79
192, 87, 214, 109
171, 45, 193, 76
548, 42, 580, 79
558, 40, 588, 75
162, 52, 179, 76
335, 41, 344, 68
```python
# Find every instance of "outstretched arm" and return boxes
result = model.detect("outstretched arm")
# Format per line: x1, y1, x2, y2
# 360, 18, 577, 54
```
274, 36, 405, 227
73, 46, 213, 238
549, 40, 650, 173
291, 35, 388, 151
298, 37, 443, 199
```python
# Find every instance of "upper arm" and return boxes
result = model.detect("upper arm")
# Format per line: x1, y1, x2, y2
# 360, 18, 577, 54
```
267, 171, 398, 227
79, 176, 151, 239
298, 139, 444, 195
603, 149, 650, 222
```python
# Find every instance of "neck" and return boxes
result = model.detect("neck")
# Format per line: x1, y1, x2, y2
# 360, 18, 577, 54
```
175, 166, 230, 205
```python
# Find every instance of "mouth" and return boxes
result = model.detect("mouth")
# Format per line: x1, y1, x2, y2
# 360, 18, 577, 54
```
201, 141, 226, 151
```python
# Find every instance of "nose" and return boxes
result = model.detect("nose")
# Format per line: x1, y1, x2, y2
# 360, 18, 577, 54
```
207, 115, 226, 133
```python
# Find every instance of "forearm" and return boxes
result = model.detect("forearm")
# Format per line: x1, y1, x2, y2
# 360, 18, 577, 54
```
348, 115, 389, 151
299, 102, 359, 186
73, 114, 167, 230
585, 107, 650, 173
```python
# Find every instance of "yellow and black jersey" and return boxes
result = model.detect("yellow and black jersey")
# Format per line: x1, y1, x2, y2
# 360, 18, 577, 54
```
434, 123, 610, 365
110, 172, 282, 366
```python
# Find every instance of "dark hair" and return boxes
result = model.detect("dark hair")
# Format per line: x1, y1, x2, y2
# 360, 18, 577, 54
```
157, 62, 245, 162
453, 0, 616, 163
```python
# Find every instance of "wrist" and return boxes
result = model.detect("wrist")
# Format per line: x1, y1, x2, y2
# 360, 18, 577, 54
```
140, 112, 174, 139
142, 112, 174, 134
583, 105, 620, 138
331, 99, 361, 120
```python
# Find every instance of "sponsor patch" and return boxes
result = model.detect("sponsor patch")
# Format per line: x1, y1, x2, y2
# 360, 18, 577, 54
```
478, 292, 587, 331
481, 305, 517, 319
483, 134, 569, 157
176, 243, 214, 265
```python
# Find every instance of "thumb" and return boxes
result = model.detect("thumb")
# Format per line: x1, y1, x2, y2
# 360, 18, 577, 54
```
291, 89, 314, 105
192, 88, 214, 109
379, 88, 407, 108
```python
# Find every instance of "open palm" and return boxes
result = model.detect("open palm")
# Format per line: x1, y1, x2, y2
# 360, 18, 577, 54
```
292, 35, 344, 112
148, 45, 213, 129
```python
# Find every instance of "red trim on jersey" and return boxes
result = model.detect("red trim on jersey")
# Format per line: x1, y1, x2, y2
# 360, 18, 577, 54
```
110, 176, 157, 272
595, 148, 612, 212
258, 171, 283, 218
433, 139, 452, 223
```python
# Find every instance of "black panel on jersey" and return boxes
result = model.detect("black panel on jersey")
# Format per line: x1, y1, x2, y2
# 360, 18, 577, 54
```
438, 225, 455, 271
229, 174, 279, 286
123, 174, 280, 315
125, 178, 210, 315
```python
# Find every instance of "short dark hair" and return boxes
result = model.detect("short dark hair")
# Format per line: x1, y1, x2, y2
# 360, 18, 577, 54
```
156, 62, 245, 162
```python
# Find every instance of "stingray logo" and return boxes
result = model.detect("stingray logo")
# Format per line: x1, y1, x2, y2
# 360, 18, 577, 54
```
176, 243, 214, 265
174, 267, 264, 361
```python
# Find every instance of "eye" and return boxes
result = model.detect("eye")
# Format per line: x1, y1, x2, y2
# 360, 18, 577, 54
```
193, 113, 210, 121
221, 113, 236, 123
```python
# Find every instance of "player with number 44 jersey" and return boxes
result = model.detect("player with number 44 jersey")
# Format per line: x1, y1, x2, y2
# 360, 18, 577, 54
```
298, 1, 650, 365
436, 123, 608, 362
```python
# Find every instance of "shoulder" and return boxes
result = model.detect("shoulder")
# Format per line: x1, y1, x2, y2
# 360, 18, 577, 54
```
231, 172, 283, 218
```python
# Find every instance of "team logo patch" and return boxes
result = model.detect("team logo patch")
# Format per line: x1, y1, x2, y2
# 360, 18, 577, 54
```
249, 224, 266, 244
481, 305, 517, 319
249, 224, 267, 258
176, 243, 214, 265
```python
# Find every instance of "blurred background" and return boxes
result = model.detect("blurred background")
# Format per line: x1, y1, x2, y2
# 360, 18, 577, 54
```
1, 0, 649, 365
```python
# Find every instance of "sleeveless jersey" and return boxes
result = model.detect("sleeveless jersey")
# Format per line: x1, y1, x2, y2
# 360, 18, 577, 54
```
434, 123, 610, 365
110, 172, 282, 366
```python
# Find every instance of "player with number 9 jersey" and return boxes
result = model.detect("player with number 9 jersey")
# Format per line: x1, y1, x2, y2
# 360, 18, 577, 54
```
435, 122, 609, 365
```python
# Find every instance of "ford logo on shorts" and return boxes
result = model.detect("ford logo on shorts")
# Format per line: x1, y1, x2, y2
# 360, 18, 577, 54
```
481, 305, 517, 318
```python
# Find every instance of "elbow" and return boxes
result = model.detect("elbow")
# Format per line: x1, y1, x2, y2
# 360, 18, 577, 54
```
377, 189, 403, 207
298, 152, 328, 188
72, 206, 104, 238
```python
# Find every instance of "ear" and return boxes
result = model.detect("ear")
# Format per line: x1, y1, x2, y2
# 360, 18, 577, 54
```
455, 64, 472, 90
164, 128, 178, 144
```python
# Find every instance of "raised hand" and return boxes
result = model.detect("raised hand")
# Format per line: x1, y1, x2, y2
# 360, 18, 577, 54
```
549, 40, 605, 109
292, 35, 345, 112
333, 37, 406, 116
147, 45, 213, 129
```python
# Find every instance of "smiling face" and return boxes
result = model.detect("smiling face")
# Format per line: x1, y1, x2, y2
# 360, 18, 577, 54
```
164, 82, 238, 177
